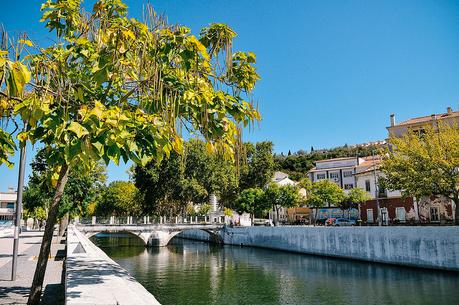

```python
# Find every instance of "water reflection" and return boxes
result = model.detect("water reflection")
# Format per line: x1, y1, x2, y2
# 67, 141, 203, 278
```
91, 234, 459, 305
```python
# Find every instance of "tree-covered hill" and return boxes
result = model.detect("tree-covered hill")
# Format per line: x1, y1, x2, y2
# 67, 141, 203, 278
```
274, 142, 386, 181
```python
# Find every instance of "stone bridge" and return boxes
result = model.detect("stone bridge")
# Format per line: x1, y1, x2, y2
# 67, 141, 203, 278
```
76, 224, 224, 247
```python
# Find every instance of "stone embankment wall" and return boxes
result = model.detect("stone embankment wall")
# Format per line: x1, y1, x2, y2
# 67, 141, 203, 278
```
67, 226, 161, 305
178, 226, 459, 271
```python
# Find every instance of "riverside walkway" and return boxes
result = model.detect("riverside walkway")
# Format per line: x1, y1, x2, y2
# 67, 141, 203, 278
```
66, 226, 161, 305
0, 230, 65, 305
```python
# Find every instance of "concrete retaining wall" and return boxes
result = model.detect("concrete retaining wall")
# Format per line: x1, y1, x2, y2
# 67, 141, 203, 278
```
180, 226, 459, 271
66, 226, 161, 305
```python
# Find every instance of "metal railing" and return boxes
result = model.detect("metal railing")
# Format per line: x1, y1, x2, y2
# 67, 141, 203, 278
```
75, 215, 224, 226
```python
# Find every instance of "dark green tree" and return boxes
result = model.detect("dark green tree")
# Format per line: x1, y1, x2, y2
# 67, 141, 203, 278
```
234, 188, 270, 221
97, 181, 140, 216
134, 139, 238, 215
263, 183, 300, 225
240, 141, 274, 189
23, 149, 107, 220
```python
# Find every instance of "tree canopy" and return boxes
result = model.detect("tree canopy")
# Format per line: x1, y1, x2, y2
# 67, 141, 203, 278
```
339, 187, 370, 211
97, 181, 140, 216
307, 180, 346, 208
23, 149, 107, 218
233, 187, 270, 218
134, 139, 238, 216
0, 1, 261, 303
239, 141, 275, 189
381, 123, 459, 223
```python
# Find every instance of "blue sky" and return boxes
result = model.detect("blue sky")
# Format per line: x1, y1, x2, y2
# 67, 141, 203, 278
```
1, 0, 459, 189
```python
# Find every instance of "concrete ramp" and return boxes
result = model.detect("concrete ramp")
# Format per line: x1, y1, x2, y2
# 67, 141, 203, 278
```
66, 226, 161, 305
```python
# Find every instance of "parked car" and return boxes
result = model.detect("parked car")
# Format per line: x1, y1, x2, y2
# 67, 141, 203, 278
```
326, 218, 356, 226
253, 219, 274, 226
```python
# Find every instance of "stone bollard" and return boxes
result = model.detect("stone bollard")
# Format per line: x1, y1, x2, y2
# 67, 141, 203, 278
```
92, 216, 96, 225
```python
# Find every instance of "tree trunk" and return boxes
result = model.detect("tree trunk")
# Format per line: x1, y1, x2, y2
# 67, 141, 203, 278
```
27, 164, 69, 305
58, 212, 69, 238
455, 197, 459, 225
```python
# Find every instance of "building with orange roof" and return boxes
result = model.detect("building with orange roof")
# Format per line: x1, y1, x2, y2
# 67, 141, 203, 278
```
387, 106, 459, 137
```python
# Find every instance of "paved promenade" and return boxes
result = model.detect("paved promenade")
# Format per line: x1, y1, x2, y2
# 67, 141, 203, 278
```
0, 230, 65, 305
66, 226, 161, 305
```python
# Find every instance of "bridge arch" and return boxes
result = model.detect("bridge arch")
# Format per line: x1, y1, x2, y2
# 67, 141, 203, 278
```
147, 229, 223, 247
76, 224, 224, 247
83, 229, 150, 246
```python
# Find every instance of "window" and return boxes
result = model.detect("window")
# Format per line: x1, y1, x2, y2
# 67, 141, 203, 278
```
429, 207, 439, 222
344, 184, 354, 190
365, 180, 371, 192
316, 173, 326, 180
367, 209, 374, 223
329, 172, 339, 179
395, 207, 406, 222
6, 203, 14, 209
343, 171, 353, 177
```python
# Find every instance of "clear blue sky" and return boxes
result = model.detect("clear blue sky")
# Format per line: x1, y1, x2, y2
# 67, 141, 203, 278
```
1, 0, 459, 189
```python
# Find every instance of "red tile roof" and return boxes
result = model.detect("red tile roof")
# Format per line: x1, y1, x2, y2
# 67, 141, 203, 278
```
395, 110, 459, 126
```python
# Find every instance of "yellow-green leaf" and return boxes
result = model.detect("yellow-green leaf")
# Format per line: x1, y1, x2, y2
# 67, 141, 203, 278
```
68, 122, 89, 138
17, 131, 29, 142
18, 39, 34, 47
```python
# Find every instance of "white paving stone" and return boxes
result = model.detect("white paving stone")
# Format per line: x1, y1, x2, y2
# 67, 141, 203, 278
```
66, 226, 161, 305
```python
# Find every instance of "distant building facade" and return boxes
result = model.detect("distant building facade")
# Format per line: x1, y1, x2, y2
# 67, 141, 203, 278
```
387, 106, 459, 137
308, 157, 374, 192
0, 187, 17, 221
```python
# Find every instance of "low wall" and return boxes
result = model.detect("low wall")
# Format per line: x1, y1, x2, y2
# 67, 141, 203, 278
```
180, 226, 459, 271
66, 226, 161, 305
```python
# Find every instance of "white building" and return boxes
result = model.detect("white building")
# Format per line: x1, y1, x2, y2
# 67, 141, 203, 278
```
308, 157, 375, 192
0, 187, 17, 221
354, 161, 402, 200
272, 171, 297, 186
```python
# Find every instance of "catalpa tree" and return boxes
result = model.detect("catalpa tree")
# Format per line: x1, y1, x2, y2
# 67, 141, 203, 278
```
0, 1, 260, 304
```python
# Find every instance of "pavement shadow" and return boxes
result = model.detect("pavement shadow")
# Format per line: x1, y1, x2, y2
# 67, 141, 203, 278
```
65, 257, 139, 300
0, 285, 29, 301
0, 254, 26, 258
54, 250, 66, 261
41, 283, 64, 305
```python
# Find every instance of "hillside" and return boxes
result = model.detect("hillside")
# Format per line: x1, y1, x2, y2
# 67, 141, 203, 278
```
274, 142, 386, 181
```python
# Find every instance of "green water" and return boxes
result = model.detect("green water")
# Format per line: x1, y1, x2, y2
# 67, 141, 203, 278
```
91, 233, 459, 305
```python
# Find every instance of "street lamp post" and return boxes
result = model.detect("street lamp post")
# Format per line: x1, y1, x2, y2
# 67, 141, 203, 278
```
372, 151, 381, 226
11, 123, 27, 281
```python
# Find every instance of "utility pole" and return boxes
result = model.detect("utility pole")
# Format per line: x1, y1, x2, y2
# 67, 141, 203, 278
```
372, 150, 381, 226
11, 123, 27, 281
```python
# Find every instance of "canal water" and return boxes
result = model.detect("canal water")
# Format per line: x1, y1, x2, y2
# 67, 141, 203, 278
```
91, 233, 459, 305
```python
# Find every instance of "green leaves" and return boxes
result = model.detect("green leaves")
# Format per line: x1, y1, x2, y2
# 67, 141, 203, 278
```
307, 180, 346, 208
6, 61, 31, 97
67, 122, 89, 138
0, 129, 16, 168
381, 123, 459, 203
0, 0, 262, 186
